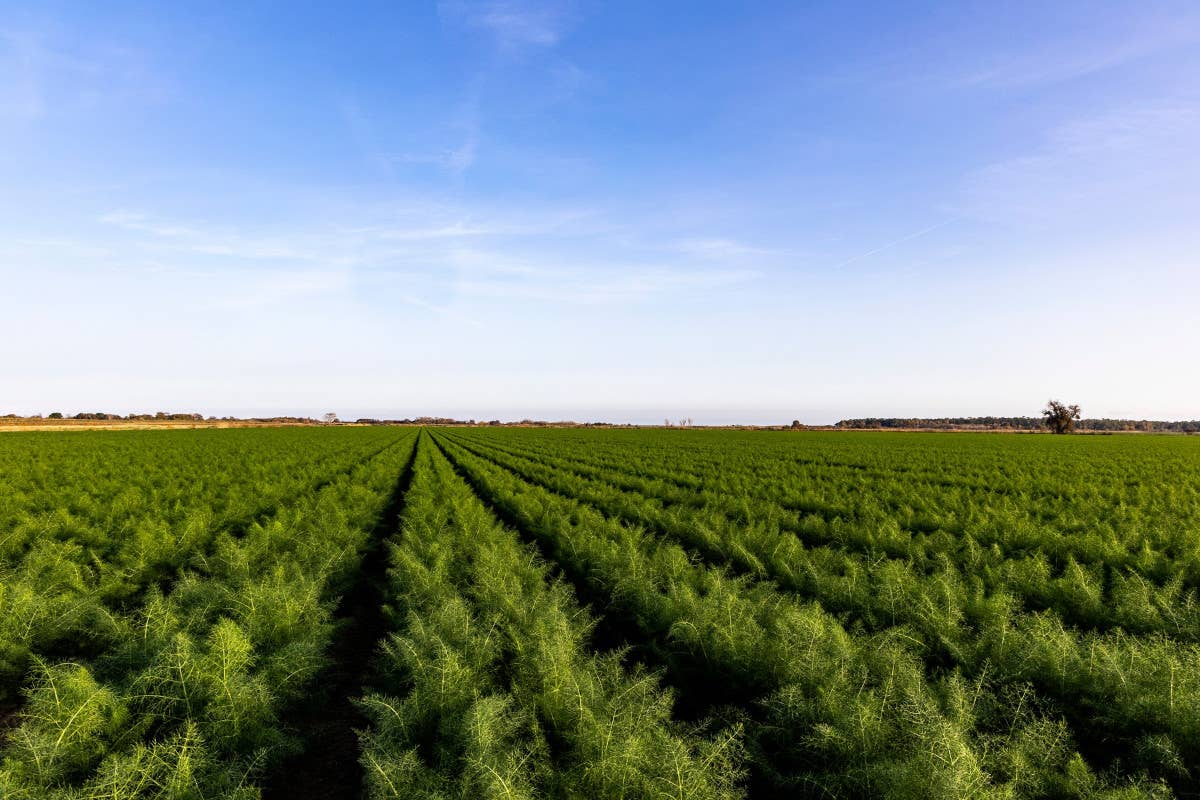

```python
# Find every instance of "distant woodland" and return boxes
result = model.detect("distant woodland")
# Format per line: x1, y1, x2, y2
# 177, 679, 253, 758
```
836, 417, 1200, 433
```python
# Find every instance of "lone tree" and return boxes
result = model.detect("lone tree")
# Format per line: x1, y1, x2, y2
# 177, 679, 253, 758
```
1042, 400, 1081, 434
322, 412, 339, 424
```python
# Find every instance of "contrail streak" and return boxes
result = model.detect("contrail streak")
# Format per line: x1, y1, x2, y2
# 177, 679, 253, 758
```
832, 217, 959, 270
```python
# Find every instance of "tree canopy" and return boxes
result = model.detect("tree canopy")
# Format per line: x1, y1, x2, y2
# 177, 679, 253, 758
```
1043, 400, 1082, 434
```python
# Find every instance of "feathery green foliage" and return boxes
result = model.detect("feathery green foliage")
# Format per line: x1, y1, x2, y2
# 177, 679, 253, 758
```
432, 427, 1198, 798
2, 426, 1197, 798
358, 436, 744, 799
0, 427, 417, 797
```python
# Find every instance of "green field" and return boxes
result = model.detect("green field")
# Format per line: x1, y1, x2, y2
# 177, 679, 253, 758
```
1, 427, 1198, 799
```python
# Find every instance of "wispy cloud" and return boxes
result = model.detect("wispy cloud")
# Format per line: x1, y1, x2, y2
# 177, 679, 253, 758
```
100, 209, 520, 263
338, 222, 511, 241
98, 204, 599, 263
100, 211, 326, 262
398, 294, 485, 328
385, 137, 479, 174
91, 202, 762, 309
0, 27, 169, 121
439, 1, 571, 51
376, 114, 480, 176
99, 211, 200, 238
0, 30, 46, 119
441, 244, 759, 304
457, 266, 756, 305
957, 102, 1200, 227
1049, 105, 1200, 155
211, 269, 353, 311
672, 238, 774, 260
949, 14, 1200, 89
345, 90, 483, 177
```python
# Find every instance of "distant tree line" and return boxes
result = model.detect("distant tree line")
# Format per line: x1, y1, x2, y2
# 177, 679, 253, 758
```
75, 412, 220, 421
835, 417, 1200, 433
2, 413, 638, 428
4, 412, 319, 423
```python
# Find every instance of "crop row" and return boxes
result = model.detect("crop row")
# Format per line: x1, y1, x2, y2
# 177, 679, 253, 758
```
0, 430, 416, 798
0, 429, 402, 703
0, 428, 396, 568
431, 432, 1173, 798
356, 432, 742, 799
443, 430, 1199, 795
447, 431, 1200, 639
454, 429, 1200, 588
3, 426, 1196, 798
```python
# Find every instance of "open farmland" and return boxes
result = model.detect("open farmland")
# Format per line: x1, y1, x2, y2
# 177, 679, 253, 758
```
2, 427, 1199, 799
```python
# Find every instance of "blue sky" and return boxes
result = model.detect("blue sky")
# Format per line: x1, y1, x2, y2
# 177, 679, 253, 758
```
2, 1, 1197, 423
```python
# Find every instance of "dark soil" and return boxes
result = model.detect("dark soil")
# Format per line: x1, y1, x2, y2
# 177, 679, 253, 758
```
263, 439, 418, 800
0, 701, 20, 743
